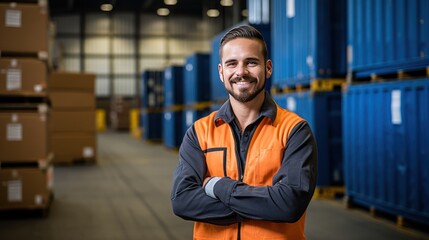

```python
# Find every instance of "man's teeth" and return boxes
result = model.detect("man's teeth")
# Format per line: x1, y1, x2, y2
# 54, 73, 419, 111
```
235, 81, 249, 85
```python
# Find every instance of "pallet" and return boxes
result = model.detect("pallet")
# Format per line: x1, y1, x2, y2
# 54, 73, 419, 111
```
0, 192, 54, 219
344, 196, 429, 230
348, 66, 429, 84
313, 186, 345, 199
53, 157, 97, 166
271, 79, 345, 95
0, 50, 48, 61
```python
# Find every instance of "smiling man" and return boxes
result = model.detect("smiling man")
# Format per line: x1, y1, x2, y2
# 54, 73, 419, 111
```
171, 25, 318, 240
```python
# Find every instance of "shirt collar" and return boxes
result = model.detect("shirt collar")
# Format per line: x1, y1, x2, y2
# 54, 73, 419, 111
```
214, 90, 277, 126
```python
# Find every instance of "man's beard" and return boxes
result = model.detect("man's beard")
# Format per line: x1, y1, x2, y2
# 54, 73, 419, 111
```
226, 75, 265, 103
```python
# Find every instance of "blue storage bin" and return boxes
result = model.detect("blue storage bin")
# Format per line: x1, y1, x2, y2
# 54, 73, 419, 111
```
163, 65, 184, 107
274, 90, 343, 187
210, 22, 272, 102
183, 53, 211, 105
271, 0, 347, 88
141, 70, 164, 108
141, 111, 163, 142
343, 78, 429, 225
348, 0, 429, 78
182, 108, 211, 134
163, 110, 184, 149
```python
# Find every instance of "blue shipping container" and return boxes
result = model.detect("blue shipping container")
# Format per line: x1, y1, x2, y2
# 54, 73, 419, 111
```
348, 0, 429, 78
210, 22, 272, 102
163, 110, 184, 149
182, 108, 211, 135
343, 79, 429, 225
141, 111, 163, 142
163, 65, 184, 107
271, 0, 347, 88
274, 91, 343, 186
141, 70, 164, 108
184, 53, 211, 105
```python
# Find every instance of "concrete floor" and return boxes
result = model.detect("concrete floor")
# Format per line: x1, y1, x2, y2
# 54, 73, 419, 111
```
1, 131, 428, 240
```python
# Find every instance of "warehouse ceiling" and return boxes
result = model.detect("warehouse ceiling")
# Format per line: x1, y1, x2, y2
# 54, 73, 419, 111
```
48, 0, 246, 18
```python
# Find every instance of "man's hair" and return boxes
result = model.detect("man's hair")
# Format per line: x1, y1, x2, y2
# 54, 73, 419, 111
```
219, 25, 268, 60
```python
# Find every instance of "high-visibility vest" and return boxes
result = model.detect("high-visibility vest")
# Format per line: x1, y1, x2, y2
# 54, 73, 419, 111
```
192, 105, 306, 240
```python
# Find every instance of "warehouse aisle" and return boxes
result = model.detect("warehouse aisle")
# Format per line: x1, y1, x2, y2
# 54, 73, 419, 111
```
1, 131, 428, 240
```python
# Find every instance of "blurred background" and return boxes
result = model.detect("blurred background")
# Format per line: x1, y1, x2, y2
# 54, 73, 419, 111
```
0, 0, 428, 239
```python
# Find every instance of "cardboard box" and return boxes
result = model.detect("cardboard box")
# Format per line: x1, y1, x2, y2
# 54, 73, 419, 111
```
50, 133, 96, 164
0, 166, 53, 210
48, 72, 95, 92
0, 58, 47, 95
50, 110, 95, 132
110, 110, 130, 130
0, 3, 48, 55
0, 110, 48, 162
49, 91, 96, 109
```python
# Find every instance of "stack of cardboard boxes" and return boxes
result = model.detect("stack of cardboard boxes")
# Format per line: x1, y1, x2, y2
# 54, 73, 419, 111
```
0, 1, 53, 212
48, 72, 97, 164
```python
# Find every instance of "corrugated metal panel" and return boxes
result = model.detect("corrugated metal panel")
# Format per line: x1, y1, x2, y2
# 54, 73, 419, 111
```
113, 58, 135, 74
271, 0, 347, 88
53, 15, 80, 34
85, 58, 110, 74
210, 22, 271, 102
274, 90, 343, 186
163, 66, 184, 106
183, 53, 210, 104
343, 78, 429, 225
113, 13, 134, 35
113, 77, 136, 96
248, 0, 270, 24
139, 38, 167, 55
113, 37, 135, 54
85, 14, 110, 34
140, 14, 167, 35
95, 76, 110, 97
348, 0, 429, 77
84, 37, 110, 54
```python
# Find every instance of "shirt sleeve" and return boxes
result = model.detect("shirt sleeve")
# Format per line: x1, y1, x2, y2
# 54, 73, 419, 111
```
212, 121, 318, 222
170, 125, 241, 225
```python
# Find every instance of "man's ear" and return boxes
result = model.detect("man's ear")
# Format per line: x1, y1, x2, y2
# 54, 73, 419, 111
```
218, 63, 224, 82
265, 59, 273, 78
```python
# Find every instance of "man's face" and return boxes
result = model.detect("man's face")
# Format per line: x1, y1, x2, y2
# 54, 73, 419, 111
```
218, 38, 272, 103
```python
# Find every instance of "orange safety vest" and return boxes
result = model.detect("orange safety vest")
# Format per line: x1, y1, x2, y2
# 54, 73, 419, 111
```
192, 105, 306, 240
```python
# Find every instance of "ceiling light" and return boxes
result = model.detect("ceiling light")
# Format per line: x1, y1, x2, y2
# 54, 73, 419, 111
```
241, 9, 248, 17
207, 9, 220, 17
220, 0, 233, 7
164, 0, 177, 5
100, 4, 113, 12
157, 8, 170, 16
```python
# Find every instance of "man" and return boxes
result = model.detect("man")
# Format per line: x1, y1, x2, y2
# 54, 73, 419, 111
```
171, 25, 318, 240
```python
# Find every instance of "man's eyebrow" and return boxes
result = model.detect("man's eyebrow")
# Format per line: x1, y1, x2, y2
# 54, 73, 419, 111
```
223, 59, 236, 64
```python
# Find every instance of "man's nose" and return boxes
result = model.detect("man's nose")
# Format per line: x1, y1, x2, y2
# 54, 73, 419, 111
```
235, 63, 248, 77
